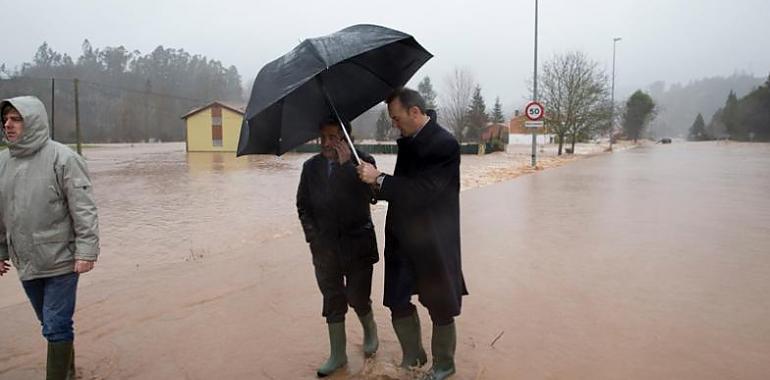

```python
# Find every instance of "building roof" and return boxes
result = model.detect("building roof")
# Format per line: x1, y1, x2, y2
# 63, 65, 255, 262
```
481, 123, 508, 141
509, 114, 529, 134
181, 101, 245, 119
509, 112, 553, 134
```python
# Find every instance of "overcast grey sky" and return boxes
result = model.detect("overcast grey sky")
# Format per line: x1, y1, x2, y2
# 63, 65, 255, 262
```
3, 0, 769, 113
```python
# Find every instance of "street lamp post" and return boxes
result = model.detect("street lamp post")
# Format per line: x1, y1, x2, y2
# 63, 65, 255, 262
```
531, 0, 539, 167
609, 37, 621, 150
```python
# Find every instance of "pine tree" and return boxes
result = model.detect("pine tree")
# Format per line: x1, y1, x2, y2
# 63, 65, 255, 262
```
491, 97, 505, 124
375, 109, 391, 141
688, 113, 708, 141
722, 90, 741, 139
465, 85, 488, 141
418, 76, 438, 110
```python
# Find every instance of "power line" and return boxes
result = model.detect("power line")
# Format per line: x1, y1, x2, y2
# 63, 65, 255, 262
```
79, 79, 209, 103
2, 75, 215, 104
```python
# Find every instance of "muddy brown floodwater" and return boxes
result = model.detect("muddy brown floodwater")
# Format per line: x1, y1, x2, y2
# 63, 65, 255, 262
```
1, 141, 767, 379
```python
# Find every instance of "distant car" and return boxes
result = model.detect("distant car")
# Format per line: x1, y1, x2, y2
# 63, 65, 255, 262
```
658, 138, 672, 144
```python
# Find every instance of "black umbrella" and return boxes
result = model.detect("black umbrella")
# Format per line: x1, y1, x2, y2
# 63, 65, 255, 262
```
236, 24, 432, 162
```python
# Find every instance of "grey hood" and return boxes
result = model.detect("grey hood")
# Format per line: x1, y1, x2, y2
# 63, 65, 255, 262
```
1, 96, 50, 157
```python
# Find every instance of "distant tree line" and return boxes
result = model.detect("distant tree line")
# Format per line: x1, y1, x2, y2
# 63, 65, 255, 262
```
688, 75, 770, 141
647, 74, 763, 139
0, 40, 243, 143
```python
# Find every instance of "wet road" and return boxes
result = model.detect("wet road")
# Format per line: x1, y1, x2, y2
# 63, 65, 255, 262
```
459, 141, 770, 379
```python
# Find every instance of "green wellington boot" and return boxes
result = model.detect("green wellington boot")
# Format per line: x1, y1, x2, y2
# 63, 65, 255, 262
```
358, 311, 379, 357
317, 322, 348, 377
424, 322, 457, 380
46, 341, 74, 380
391, 312, 427, 368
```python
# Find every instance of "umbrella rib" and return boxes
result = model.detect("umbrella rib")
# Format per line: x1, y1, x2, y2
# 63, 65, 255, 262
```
305, 40, 330, 68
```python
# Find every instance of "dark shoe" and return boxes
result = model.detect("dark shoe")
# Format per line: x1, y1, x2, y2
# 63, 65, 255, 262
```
357, 311, 379, 357
391, 312, 427, 368
425, 323, 457, 380
317, 322, 348, 377
46, 341, 74, 380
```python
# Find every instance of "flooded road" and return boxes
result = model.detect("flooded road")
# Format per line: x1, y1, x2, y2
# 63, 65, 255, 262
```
459, 141, 770, 379
1, 141, 768, 379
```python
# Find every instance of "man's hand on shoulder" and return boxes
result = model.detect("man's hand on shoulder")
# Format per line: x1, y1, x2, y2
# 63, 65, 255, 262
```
0, 260, 10, 276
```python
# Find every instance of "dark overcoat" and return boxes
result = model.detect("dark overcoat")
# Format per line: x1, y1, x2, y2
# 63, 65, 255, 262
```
378, 119, 468, 317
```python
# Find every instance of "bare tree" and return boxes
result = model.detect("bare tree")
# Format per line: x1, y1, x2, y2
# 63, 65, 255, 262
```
441, 67, 475, 141
539, 51, 610, 154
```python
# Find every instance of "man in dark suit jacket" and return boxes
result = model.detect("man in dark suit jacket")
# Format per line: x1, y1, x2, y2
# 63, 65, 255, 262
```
357, 88, 467, 380
296, 120, 379, 377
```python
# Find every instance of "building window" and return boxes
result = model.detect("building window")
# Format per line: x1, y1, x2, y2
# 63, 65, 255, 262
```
212, 105, 223, 147
212, 124, 223, 146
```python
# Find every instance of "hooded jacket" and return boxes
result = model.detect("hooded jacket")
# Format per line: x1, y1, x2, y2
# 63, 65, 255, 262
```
0, 96, 100, 281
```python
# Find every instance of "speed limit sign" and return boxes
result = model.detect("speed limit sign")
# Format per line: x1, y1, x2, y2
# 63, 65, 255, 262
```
525, 101, 544, 121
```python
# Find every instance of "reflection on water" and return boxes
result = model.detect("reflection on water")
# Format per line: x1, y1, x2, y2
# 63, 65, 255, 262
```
87, 144, 303, 267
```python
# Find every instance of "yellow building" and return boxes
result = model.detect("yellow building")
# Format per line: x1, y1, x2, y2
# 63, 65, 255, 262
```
182, 101, 244, 152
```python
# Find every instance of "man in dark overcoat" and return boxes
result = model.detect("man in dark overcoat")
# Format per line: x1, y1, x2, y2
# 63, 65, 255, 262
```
357, 88, 467, 380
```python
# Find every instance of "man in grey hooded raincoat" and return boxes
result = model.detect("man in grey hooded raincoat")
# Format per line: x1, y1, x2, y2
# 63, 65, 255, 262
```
0, 96, 100, 380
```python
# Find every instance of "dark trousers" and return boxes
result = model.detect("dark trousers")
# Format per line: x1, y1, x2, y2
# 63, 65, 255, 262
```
312, 239, 373, 323
21, 272, 79, 342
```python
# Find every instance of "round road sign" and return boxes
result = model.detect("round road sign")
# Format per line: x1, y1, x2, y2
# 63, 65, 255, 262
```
525, 101, 544, 121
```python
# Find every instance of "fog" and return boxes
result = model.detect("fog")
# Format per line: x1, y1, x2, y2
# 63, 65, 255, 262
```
4, 0, 770, 114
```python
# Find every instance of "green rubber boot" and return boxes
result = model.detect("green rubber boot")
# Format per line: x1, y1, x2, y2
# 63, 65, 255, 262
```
391, 312, 427, 368
46, 341, 74, 380
357, 311, 379, 357
317, 322, 347, 377
69, 347, 76, 380
424, 322, 457, 380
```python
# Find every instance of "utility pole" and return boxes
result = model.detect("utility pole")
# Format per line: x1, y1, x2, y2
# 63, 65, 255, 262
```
531, 0, 539, 167
610, 37, 622, 150
50, 78, 55, 140
74, 78, 82, 155
144, 79, 151, 142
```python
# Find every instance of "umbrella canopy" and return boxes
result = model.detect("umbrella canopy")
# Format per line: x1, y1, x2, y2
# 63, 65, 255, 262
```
236, 24, 432, 156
